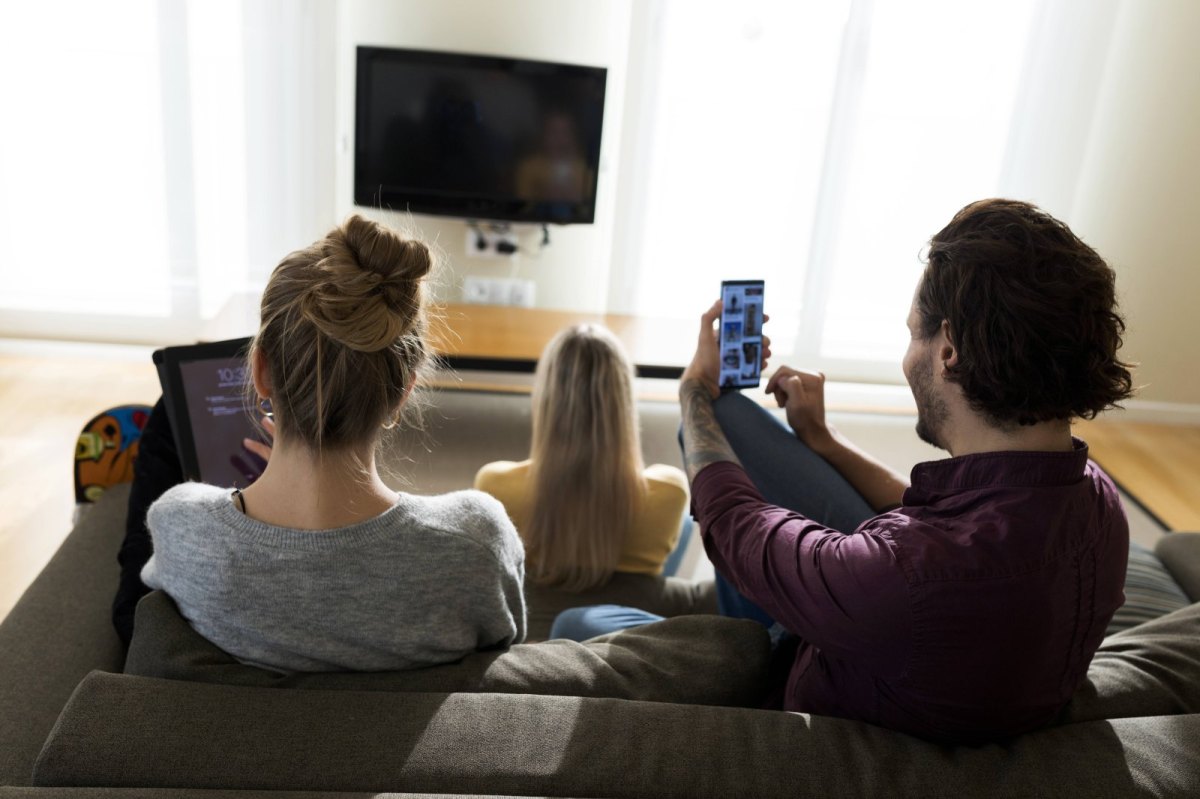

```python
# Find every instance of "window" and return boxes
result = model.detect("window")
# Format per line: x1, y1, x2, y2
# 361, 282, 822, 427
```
0, 1, 172, 318
0, 0, 334, 343
613, 0, 1099, 383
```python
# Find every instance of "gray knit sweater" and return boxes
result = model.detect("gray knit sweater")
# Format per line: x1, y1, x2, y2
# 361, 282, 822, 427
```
142, 482, 526, 672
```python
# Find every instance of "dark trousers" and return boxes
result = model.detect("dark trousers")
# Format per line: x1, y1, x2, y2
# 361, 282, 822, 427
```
705, 392, 875, 625
112, 398, 182, 647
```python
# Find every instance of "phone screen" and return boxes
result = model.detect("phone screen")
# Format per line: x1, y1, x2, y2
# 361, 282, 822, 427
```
718, 280, 765, 390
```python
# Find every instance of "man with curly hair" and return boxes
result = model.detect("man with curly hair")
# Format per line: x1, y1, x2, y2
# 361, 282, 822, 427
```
555, 199, 1135, 743
675, 198, 1136, 743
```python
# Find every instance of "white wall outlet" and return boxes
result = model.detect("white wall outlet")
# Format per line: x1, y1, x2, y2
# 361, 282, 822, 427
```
462, 275, 493, 304
465, 227, 519, 259
507, 279, 536, 308
461, 276, 537, 307
487, 280, 509, 304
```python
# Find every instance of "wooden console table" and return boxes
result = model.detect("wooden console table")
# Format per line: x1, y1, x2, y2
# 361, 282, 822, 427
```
429, 303, 691, 379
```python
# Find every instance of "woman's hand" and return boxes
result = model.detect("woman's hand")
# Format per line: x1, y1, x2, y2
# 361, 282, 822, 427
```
230, 415, 275, 484
765, 366, 834, 454
242, 415, 275, 462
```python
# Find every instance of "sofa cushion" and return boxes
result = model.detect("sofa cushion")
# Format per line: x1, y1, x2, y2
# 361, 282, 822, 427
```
1156, 532, 1200, 602
1063, 599, 1200, 723
34, 671, 1200, 797
125, 591, 768, 708
525, 572, 717, 641
1105, 541, 1191, 635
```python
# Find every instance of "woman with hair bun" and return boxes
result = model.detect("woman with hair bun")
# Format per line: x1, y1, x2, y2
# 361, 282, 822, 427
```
137, 215, 526, 672
475, 324, 688, 594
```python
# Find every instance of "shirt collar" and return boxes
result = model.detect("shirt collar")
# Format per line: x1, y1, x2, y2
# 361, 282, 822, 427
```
905, 437, 1090, 502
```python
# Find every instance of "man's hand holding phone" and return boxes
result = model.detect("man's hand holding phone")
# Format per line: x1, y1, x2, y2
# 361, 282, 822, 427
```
682, 299, 771, 400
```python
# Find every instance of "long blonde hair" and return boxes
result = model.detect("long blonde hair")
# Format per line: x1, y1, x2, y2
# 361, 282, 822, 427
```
251, 214, 432, 453
526, 324, 646, 591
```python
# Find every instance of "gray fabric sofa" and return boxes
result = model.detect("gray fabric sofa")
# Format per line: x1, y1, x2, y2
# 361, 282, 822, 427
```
4, 486, 1200, 798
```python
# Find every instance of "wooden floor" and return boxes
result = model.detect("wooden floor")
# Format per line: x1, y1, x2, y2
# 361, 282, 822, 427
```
0, 343, 161, 622
1, 342, 1197, 624
1073, 418, 1200, 532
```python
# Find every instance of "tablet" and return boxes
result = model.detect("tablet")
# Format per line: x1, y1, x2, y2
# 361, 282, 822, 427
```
153, 337, 261, 487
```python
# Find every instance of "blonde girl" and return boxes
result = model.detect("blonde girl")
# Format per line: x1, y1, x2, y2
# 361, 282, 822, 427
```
475, 324, 687, 592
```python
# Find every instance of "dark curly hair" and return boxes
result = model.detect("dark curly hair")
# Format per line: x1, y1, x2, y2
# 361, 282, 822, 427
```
916, 199, 1135, 426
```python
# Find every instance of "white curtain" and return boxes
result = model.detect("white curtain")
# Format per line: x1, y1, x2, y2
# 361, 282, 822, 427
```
610, 0, 1121, 383
0, 0, 336, 344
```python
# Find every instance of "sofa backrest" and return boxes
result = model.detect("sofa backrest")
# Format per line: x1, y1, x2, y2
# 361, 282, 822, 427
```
100, 593, 1200, 797
34, 670, 1200, 798
124, 591, 763, 707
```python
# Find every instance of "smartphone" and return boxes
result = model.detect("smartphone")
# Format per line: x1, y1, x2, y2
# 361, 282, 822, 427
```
718, 279, 765, 390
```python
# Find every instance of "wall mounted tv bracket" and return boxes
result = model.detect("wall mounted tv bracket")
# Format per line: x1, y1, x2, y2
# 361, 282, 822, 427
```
467, 221, 519, 257
466, 221, 553, 259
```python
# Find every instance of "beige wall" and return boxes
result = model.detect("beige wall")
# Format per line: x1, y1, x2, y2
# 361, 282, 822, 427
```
1071, 0, 1200, 407
333, 0, 633, 314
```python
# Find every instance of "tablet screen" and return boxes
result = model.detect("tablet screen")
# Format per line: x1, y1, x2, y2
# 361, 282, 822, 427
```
177, 356, 259, 488
157, 337, 260, 487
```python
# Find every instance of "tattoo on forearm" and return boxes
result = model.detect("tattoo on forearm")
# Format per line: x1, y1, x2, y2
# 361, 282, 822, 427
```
680, 378, 741, 482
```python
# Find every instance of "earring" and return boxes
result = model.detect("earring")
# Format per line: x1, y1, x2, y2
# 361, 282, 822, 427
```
258, 397, 274, 418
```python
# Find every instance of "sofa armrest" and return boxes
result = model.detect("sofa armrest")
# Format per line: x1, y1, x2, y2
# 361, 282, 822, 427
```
0, 485, 128, 787
1155, 532, 1200, 602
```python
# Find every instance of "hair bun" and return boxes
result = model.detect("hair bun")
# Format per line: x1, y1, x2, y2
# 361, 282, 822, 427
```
299, 216, 432, 352
341, 214, 433, 283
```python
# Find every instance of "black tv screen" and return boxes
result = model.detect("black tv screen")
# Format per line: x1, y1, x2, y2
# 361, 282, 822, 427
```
355, 46, 607, 224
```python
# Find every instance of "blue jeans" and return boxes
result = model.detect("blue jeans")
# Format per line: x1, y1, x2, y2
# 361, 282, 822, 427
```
549, 392, 875, 642
661, 514, 693, 578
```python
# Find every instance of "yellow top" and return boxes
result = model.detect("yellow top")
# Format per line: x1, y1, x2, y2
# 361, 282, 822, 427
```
473, 460, 689, 576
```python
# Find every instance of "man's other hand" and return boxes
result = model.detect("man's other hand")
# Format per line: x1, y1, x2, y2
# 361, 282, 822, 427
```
766, 367, 834, 454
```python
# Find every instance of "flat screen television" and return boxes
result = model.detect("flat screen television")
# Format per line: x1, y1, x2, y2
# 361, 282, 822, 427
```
355, 46, 607, 224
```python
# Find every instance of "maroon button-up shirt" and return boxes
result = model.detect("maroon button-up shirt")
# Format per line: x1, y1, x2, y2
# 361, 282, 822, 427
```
693, 439, 1128, 743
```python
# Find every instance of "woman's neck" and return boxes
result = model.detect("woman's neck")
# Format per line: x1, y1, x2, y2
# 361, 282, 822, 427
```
238, 440, 398, 530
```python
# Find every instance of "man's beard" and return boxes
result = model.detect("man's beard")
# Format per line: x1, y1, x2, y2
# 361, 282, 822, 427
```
910, 357, 949, 450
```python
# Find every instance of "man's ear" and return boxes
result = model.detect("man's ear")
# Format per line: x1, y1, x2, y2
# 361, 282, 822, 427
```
939, 319, 959, 369
251, 347, 272, 400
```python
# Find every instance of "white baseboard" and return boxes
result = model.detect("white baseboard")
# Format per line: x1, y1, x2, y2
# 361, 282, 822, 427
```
795, 382, 1200, 426
0, 337, 157, 362
825, 381, 916, 415
1107, 400, 1200, 426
